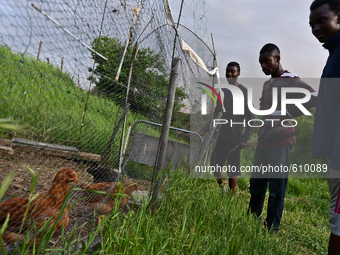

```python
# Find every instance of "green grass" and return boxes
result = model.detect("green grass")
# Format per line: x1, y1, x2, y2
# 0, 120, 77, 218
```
0, 45, 171, 156
101, 177, 278, 254
0, 165, 330, 254
1, 170, 330, 254
282, 178, 329, 254
0, 46, 331, 254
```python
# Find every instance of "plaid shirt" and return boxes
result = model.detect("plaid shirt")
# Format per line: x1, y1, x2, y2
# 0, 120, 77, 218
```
257, 70, 317, 149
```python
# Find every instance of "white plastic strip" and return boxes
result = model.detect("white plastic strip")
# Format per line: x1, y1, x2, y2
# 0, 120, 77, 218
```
163, 0, 175, 27
181, 39, 224, 111
181, 39, 218, 75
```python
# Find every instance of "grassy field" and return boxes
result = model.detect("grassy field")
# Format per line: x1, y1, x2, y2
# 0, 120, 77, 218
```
94, 173, 330, 255
0, 45, 172, 156
0, 46, 331, 254
0, 170, 329, 254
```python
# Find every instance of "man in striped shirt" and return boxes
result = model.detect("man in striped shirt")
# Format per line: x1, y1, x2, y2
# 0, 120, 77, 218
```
248, 43, 317, 233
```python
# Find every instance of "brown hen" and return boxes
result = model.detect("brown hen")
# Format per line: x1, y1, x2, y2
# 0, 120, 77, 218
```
79, 182, 137, 215
0, 168, 78, 245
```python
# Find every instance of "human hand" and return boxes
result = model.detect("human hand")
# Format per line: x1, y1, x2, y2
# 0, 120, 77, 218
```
239, 142, 247, 149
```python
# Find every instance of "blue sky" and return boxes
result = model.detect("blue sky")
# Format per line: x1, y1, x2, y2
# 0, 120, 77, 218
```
171, 0, 329, 79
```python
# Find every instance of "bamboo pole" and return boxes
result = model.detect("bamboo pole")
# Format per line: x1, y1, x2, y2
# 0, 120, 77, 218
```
31, 4, 108, 61
123, 123, 131, 155
115, 1, 141, 82
61, 57, 64, 72
37, 41, 42, 60
118, 43, 140, 173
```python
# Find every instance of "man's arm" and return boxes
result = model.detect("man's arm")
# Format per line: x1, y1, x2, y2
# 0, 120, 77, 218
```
239, 87, 255, 148
287, 78, 317, 118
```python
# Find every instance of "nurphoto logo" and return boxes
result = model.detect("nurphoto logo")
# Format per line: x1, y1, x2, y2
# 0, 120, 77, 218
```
197, 81, 313, 128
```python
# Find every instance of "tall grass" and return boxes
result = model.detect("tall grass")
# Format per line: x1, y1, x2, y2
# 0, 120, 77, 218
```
0, 46, 331, 254
98, 172, 290, 255
0, 45, 162, 155
80, 171, 328, 254
1, 169, 329, 254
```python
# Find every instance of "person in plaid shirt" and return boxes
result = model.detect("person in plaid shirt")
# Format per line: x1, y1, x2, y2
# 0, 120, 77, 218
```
248, 43, 317, 233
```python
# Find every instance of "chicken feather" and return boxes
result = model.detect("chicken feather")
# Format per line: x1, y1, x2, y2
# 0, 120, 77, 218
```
79, 182, 137, 215
0, 168, 78, 245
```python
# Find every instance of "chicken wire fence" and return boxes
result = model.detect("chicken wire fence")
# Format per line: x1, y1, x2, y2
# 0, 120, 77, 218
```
0, 0, 216, 250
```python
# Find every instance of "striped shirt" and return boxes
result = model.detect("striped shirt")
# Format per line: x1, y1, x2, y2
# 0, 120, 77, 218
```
257, 70, 317, 149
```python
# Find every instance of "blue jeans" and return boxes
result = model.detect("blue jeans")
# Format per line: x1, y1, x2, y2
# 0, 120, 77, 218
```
248, 145, 292, 233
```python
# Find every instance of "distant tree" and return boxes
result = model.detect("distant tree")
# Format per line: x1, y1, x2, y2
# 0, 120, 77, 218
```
88, 37, 187, 119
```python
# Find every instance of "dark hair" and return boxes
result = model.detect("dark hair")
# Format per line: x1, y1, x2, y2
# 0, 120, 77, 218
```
227, 61, 240, 72
260, 43, 280, 57
310, 0, 340, 13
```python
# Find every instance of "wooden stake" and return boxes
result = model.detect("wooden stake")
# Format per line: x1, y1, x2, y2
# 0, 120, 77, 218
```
61, 57, 64, 72
37, 41, 42, 60
32, 4, 108, 61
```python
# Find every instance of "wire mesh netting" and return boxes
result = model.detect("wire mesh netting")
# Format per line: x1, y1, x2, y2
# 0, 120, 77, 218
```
0, 0, 216, 251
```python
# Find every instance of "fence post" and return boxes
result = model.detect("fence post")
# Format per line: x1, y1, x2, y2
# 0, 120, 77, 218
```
37, 41, 42, 60
61, 57, 64, 72
150, 57, 181, 211
197, 49, 219, 165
